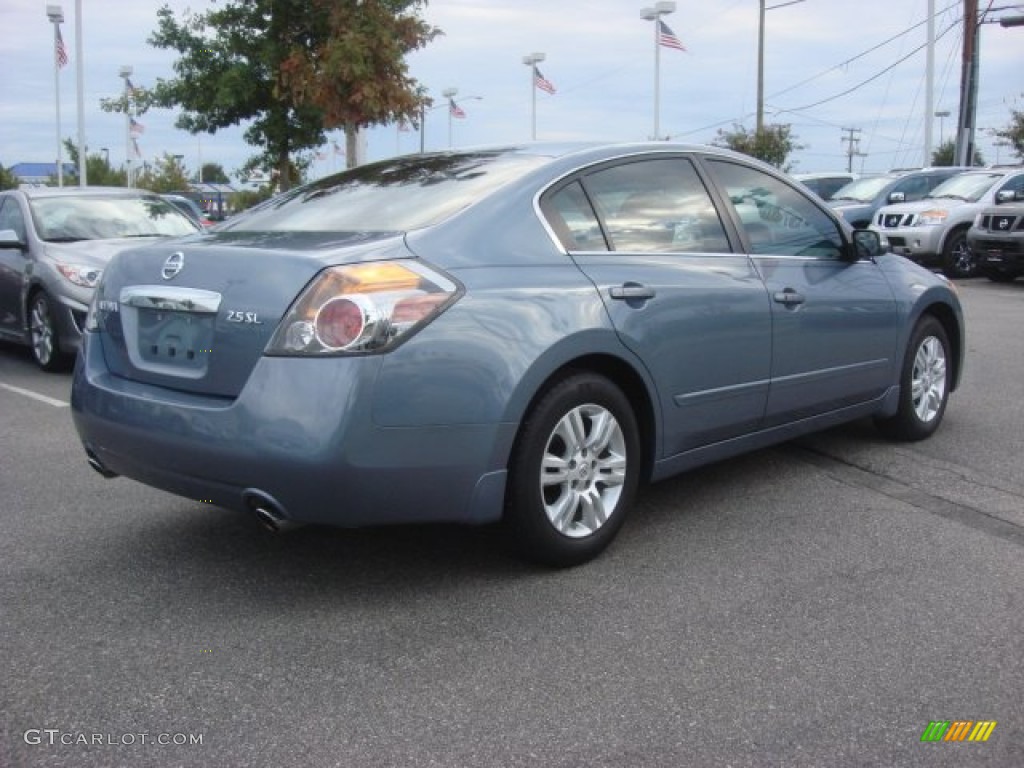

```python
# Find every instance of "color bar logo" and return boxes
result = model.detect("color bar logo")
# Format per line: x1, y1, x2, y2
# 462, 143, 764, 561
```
921, 720, 997, 742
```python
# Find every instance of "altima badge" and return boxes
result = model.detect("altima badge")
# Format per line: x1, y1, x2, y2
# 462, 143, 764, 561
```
162, 252, 185, 280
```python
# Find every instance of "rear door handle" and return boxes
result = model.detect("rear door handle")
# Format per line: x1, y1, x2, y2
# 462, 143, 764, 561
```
610, 283, 656, 301
773, 289, 805, 306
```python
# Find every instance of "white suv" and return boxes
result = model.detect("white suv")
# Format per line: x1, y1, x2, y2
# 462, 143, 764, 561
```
869, 168, 1024, 278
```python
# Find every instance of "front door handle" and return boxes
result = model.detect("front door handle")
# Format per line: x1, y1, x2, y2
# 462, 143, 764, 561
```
773, 289, 805, 306
610, 283, 656, 301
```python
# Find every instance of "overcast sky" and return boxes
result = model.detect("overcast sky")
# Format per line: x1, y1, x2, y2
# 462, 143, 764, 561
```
1, 0, 1022, 183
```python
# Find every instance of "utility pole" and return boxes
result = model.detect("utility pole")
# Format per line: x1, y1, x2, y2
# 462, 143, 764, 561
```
841, 127, 865, 172
954, 0, 979, 166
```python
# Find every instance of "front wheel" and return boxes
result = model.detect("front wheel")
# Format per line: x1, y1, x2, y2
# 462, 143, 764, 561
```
504, 373, 641, 567
29, 291, 69, 372
875, 316, 951, 441
941, 228, 976, 279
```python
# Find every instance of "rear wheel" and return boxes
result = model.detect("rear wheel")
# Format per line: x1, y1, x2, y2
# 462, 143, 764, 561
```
504, 372, 640, 567
29, 291, 69, 372
941, 228, 976, 278
875, 316, 951, 441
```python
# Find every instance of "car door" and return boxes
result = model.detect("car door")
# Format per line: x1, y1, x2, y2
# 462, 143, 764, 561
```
702, 157, 900, 427
540, 155, 772, 458
0, 195, 29, 338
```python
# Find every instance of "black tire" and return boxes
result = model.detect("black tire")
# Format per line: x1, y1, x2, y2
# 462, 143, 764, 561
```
504, 372, 641, 567
28, 291, 70, 372
941, 228, 976, 279
984, 268, 1019, 283
875, 315, 951, 441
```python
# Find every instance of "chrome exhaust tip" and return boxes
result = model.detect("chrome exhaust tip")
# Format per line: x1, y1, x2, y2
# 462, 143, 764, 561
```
244, 491, 302, 533
85, 450, 118, 478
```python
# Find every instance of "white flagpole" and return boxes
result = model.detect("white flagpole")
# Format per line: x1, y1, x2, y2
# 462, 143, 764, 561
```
47, 6, 64, 187
75, 0, 86, 185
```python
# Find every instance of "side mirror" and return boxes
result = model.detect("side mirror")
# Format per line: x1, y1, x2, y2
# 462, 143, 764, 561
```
851, 229, 885, 260
0, 228, 24, 249
888, 191, 906, 204
995, 189, 1023, 204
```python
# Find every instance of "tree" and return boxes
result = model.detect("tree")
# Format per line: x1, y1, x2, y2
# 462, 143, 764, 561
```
198, 163, 229, 184
136, 153, 192, 193
712, 123, 803, 171
931, 139, 985, 167
992, 99, 1024, 162
144, 0, 440, 190
56, 140, 128, 187
0, 163, 18, 190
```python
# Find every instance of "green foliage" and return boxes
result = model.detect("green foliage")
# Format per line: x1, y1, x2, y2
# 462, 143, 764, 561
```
232, 186, 277, 213
56, 139, 127, 186
992, 99, 1024, 162
931, 139, 985, 168
136, 153, 192, 193
712, 123, 803, 171
145, 0, 440, 189
0, 163, 19, 190
198, 163, 229, 183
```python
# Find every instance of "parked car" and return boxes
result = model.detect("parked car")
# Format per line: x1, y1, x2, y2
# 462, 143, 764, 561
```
967, 196, 1024, 282
828, 167, 969, 229
161, 193, 215, 228
71, 143, 964, 566
0, 187, 200, 370
793, 171, 860, 201
870, 167, 1024, 278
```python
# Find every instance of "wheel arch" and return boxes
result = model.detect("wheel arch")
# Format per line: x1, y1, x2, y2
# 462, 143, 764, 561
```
920, 300, 964, 391
506, 353, 659, 484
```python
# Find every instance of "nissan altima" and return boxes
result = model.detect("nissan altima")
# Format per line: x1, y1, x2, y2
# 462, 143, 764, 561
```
71, 143, 965, 566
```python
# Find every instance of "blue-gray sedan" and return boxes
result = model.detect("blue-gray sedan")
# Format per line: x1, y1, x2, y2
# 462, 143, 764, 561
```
71, 143, 965, 566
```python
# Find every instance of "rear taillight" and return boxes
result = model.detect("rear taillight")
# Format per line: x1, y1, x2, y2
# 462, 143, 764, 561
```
265, 260, 460, 356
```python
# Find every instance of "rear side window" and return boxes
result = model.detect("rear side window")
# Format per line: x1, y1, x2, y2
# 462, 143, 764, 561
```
544, 157, 731, 254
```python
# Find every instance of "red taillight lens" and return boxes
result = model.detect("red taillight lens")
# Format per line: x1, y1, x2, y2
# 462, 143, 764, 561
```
266, 260, 459, 356
315, 297, 368, 350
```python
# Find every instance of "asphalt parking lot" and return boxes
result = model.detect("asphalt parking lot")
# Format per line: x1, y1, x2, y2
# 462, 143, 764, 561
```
2, 279, 1022, 768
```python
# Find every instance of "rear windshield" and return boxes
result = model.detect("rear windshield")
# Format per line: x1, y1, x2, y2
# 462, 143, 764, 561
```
222, 150, 549, 233
30, 195, 199, 242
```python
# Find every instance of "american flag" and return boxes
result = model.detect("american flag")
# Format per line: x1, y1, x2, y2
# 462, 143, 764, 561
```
56, 27, 68, 68
125, 78, 138, 96
658, 20, 686, 52
449, 98, 466, 119
129, 117, 145, 136
131, 138, 142, 158
534, 67, 556, 95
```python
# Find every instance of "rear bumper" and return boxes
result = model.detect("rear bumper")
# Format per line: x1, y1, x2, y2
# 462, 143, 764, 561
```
71, 332, 513, 527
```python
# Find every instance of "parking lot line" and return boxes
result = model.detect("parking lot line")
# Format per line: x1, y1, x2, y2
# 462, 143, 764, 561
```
0, 382, 69, 408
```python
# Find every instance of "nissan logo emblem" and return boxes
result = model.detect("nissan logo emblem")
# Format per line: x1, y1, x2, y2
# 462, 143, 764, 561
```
162, 252, 185, 280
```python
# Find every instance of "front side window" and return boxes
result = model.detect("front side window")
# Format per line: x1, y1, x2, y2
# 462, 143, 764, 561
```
706, 159, 844, 260
579, 157, 730, 254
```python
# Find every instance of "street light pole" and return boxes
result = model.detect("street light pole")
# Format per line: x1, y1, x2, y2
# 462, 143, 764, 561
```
523, 52, 546, 140
641, 2, 675, 141
757, 0, 806, 135
935, 110, 950, 146
46, 5, 64, 187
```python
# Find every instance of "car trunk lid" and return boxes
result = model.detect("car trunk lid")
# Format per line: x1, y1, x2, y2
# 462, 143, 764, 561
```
92, 231, 408, 397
